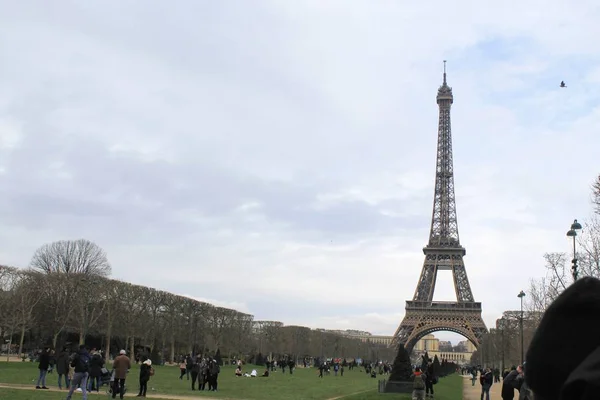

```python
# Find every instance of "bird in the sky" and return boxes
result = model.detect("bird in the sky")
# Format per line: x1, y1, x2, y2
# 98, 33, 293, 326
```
560, 81, 567, 88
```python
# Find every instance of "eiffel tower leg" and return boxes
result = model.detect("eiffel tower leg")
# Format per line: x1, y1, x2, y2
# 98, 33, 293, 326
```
413, 259, 437, 302
452, 259, 474, 302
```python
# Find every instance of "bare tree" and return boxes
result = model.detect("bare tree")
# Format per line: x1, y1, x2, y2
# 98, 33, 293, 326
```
0, 266, 18, 328
228, 312, 253, 358
254, 320, 283, 357
30, 239, 111, 277
578, 216, 600, 278
38, 272, 79, 348
593, 174, 600, 215
543, 252, 570, 292
100, 279, 122, 363
146, 289, 168, 352
123, 284, 149, 357
70, 275, 107, 344
0, 266, 20, 352
8, 271, 44, 356
164, 295, 182, 362
206, 307, 235, 352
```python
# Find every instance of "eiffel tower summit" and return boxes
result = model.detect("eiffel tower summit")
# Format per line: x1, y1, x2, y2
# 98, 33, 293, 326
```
391, 62, 488, 352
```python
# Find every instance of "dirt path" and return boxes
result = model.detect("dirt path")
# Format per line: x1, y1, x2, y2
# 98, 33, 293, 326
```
0, 383, 223, 399
462, 375, 501, 400
0, 382, 374, 400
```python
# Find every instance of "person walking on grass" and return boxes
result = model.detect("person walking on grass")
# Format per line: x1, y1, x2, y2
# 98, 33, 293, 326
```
112, 349, 131, 400
65, 345, 90, 400
56, 347, 71, 390
36, 347, 51, 389
137, 359, 153, 397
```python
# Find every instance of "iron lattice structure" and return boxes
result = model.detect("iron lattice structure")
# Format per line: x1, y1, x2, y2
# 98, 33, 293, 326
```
391, 65, 488, 352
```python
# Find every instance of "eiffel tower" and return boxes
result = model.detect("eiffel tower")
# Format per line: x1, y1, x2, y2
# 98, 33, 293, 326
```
391, 62, 487, 352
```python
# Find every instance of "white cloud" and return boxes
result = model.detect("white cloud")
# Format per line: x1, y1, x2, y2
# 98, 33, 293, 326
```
0, 0, 599, 346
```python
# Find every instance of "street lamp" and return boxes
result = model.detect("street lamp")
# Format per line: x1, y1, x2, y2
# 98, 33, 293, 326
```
566, 219, 583, 280
517, 290, 526, 365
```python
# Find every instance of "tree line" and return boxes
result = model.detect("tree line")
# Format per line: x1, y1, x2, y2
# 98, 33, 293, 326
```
0, 239, 394, 364
471, 173, 600, 368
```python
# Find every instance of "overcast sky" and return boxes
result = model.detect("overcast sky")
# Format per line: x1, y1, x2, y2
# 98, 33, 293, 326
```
1, 1, 599, 344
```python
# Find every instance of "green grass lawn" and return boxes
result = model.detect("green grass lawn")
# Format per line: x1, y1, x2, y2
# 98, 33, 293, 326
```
0, 362, 462, 400
341, 374, 463, 400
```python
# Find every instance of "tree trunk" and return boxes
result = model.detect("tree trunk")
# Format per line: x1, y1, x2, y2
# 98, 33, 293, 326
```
52, 332, 60, 349
6, 328, 13, 362
79, 324, 86, 345
105, 322, 112, 364
18, 325, 26, 357
170, 335, 175, 363
130, 336, 135, 360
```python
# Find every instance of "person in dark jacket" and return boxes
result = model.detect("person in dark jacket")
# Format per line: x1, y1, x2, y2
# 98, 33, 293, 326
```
518, 363, 533, 400
480, 367, 494, 400
191, 357, 201, 390
526, 277, 600, 400
207, 359, 220, 391
199, 358, 208, 390
425, 359, 435, 398
138, 359, 152, 397
56, 347, 71, 390
66, 345, 90, 400
36, 347, 51, 389
502, 366, 522, 400
88, 351, 104, 392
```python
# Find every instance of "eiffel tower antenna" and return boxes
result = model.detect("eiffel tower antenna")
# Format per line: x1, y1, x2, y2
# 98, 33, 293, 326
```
391, 64, 487, 352
443, 60, 447, 84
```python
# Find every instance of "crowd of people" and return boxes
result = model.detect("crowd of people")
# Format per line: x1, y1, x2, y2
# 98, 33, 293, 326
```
31, 345, 152, 399
177, 353, 221, 391
464, 364, 531, 400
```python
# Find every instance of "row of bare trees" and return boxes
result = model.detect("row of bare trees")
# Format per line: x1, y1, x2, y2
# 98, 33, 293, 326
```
470, 311, 539, 369
0, 240, 392, 364
473, 174, 600, 368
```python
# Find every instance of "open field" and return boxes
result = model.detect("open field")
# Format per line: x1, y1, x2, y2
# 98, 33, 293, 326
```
0, 362, 462, 400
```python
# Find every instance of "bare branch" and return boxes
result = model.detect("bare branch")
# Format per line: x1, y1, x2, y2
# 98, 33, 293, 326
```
578, 216, 600, 278
544, 252, 569, 291
593, 174, 600, 215
29, 239, 111, 277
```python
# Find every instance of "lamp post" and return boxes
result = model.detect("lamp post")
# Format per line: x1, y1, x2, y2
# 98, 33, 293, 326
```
566, 219, 583, 280
518, 290, 526, 365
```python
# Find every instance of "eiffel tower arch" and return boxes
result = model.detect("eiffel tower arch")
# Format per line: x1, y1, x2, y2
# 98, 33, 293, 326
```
391, 62, 488, 353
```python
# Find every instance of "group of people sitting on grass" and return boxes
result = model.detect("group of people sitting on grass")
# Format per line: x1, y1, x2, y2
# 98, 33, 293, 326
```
234, 364, 270, 377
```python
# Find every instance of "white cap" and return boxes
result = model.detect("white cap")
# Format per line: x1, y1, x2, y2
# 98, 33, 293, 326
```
120, 350, 126, 355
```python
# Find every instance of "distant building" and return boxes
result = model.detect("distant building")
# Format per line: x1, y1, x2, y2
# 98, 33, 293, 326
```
414, 334, 439, 351
439, 340, 453, 352
412, 334, 474, 365
312, 329, 474, 364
